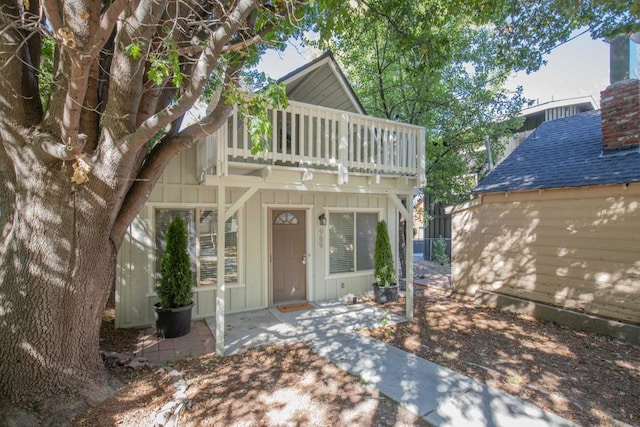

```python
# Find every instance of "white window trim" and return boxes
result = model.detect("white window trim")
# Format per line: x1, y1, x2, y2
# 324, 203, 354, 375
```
146, 203, 244, 297
324, 208, 382, 279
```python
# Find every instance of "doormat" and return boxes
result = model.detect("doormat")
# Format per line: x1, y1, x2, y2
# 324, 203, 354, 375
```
276, 302, 314, 313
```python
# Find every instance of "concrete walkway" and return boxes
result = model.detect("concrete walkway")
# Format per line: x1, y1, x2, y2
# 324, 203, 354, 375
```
206, 301, 577, 427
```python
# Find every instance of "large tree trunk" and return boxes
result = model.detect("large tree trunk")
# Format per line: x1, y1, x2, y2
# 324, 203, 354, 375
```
0, 134, 119, 421
0, 1, 284, 421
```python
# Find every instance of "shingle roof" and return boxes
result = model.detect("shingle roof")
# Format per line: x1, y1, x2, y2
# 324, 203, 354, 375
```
474, 110, 640, 194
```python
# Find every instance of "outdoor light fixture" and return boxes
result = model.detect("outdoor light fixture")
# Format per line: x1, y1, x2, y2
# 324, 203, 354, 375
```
318, 213, 327, 226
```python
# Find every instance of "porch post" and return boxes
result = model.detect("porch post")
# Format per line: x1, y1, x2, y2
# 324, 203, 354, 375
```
387, 194, 414, 320
406, 192, 414, 321
215, 183, 226, 355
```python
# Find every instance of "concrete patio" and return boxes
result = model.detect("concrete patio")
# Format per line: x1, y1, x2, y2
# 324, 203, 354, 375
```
133, 320, 215, 363
133, 299, 576, 427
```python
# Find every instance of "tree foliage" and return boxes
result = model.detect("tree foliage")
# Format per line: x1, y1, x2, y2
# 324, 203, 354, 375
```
310, 1, 525, 203
481, 0, 640, 73
309, 0, 639, 203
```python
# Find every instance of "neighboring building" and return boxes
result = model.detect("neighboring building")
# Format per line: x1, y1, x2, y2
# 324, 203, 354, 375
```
498, 96, 597, 165
450, 35, 640, 343
423, 97, 597, 262
115, 53, 425, 351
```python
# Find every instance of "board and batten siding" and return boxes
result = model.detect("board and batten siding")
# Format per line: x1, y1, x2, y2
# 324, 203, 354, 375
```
451, 183, 640, 325
116, 146, 403, 328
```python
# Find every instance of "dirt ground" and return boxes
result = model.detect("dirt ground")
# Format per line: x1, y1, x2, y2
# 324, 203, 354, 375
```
373, 260, 640, 427
78, 307, 429, 426
75, 343, 433, 426
81, 261, 640, 426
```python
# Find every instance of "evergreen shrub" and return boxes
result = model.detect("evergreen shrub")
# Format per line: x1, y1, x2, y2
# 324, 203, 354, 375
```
158, 215, 193, 308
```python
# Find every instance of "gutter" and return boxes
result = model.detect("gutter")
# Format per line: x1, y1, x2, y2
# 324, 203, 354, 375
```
444, 196, 482, 215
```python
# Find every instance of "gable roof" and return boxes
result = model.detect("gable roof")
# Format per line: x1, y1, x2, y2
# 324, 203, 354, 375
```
474, 110, 640, 194
277, 52, 366, 114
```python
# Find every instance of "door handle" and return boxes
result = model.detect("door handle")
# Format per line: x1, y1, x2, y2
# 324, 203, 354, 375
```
301, 254, 306, 265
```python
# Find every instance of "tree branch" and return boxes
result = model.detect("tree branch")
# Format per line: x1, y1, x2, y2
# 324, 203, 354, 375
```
55, 0, 132, 154
110, 135, 191, 248
111, 86, 235, 248
41, 0, 63, 36
177, 61, 242, 142
222, 33, 263, 53
125, 0, 260, 152
0, 2, 44, 126
34, 132, 88, 161
98, 0, 171, 142
86, 0, 129, 59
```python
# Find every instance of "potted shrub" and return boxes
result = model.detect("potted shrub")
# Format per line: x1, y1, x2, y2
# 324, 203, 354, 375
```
372, 220, 398, 303
154, 214, 194, 338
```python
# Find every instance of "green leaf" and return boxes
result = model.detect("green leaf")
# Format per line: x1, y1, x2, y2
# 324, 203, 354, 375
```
147, 55, 170, 86
124, 43, 143, 60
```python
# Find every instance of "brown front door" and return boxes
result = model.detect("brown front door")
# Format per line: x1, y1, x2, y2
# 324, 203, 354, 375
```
272, 209, 307, 304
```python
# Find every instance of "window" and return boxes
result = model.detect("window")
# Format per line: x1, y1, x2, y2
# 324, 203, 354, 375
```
274, 211, 298, 225
155, 208, 239, 287
198, 210, 238, 285
328, 212, 378, 274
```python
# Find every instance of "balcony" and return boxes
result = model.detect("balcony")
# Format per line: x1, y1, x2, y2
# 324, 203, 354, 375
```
198, 100, 426, 186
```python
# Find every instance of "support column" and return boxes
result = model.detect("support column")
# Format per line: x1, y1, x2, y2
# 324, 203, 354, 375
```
215, 183, 226, 355
406, 193, 414, 321
388, 193, 414, 320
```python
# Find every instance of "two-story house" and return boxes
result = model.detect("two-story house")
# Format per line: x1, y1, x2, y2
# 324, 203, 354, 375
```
115, 52, 426, 352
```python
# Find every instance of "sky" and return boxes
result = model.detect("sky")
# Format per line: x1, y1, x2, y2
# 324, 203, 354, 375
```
257, 31, 611, 108
257, 39, 316, 80
504, 31, 609, 107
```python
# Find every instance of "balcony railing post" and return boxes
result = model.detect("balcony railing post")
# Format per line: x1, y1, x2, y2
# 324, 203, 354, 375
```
338, 112, 349, 184
418, 127, 426, 187
217, 121, 227, 176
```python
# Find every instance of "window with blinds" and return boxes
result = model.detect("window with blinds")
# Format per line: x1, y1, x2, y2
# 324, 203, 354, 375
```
155, 208, 239, 287
199, 210, 238, 285
329, 213, 354, 274
356, 213, 377, 271
329, 212, 378, 274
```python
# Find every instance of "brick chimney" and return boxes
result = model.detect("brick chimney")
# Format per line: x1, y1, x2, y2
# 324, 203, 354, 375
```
600, 34, 640, 152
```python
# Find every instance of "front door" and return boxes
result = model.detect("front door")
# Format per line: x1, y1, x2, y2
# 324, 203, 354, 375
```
272, 209, 307, 304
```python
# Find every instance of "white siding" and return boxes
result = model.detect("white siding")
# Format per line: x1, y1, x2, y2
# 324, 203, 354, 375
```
116, 147, 409, 328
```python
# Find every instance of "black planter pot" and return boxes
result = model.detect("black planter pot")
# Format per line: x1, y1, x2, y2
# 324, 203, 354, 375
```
372, 283, 399, 304
154, 302, 194, 338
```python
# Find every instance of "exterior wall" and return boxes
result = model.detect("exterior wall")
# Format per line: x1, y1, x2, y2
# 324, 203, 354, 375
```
116, 148, 218, 328
116, 146, 407, 328
451, 183, 640, 325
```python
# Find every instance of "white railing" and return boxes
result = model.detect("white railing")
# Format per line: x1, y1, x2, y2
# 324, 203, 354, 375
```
199, 100, 425, 183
